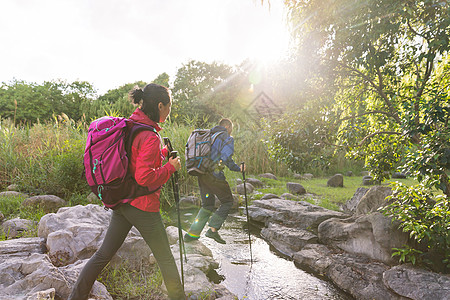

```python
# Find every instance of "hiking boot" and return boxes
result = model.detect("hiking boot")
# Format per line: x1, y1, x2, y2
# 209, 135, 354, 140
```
205, 228, 226, 244
184, 233, 199, 243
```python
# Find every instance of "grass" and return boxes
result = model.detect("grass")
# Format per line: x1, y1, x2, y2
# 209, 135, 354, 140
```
98, 263, 165, 300
0, 194, 46, 239
222, 170, 421, 211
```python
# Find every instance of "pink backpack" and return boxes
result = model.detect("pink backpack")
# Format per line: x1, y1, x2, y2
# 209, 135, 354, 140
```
84, 116, 159, 209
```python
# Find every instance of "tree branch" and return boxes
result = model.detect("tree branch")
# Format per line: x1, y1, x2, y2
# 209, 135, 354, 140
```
340, 110, 393, 122
339, 63, 402, 124
358, 131, 402, 146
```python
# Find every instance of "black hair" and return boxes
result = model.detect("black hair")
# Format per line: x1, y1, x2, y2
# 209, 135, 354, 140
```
129, 83, 171, 122
219, 118, 233, 128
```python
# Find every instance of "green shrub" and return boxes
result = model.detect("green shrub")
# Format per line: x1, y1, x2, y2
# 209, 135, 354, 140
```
380, 182, 450, 272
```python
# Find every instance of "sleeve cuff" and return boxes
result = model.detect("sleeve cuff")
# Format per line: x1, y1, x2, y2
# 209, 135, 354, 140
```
165, 162, 176, 175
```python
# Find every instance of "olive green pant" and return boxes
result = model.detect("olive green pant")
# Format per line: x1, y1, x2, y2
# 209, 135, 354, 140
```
68, 204, 184, 300
187, 174, 233, 237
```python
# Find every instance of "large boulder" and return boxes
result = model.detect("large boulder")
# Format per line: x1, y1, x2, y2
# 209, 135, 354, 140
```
248, 199, 348, 232
327, 253, 401, 300
341, 187, 369, 214
261, 223, 317, 257
38, 204, 153, 269
0, 253, 112, 300
22, 195, 66, 214
165, 226, 230, 298
318, 212, 409, 264
0, 237, 46, 261
327, 174, 343, 187
383, 264, 450, 300
294, 245, 401, 299
355, 186, 392, 215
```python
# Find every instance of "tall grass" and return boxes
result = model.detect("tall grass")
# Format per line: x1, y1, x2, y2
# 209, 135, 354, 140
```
0, 117, 89, 200
0, 115, 288, 210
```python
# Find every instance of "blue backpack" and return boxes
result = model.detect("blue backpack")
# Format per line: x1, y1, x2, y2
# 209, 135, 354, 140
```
185, 129, 226, 176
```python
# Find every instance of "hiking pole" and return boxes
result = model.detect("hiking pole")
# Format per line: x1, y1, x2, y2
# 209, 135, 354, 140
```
241, 162, 253, 265
164, 138, 187, 289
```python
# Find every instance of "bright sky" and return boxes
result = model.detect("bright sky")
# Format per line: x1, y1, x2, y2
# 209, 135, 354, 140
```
0, 0, 290, 94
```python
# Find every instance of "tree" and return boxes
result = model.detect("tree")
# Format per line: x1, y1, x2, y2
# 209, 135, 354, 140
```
286, 0, 449, 192
285, 0, 449, 270
172, 60, 246, 125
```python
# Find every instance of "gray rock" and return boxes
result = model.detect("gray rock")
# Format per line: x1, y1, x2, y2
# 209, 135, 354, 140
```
6, 184, 19, 191
248, 199, 347, 232
22, 195, 66, 214
179, 195, 200, 209
1, 218, 36, 239
341, 187, 369, 214
246, 178, 264, 188
261, 222, 318, 257
327, 174, 343, 187
293, 244, 334, 275
38, 204, 151, 269
163, 227, 223, 298
361, 171, 370, 176
280, 193, 298, 200
258, 173, 278, 180
355, 186, 392, 215
0, 237, 46, 262
293, 173, 303, 179
0, 253, 112, 300
383, 264, 450, 300
236, 178, 243, 185
0, 191, 28, 199
327, 253, 401, 300
318, 212, 408, 264
392, 172, 407, 179
260, 193, 281, 200
303, 173, 314, 180
345, 171, 353, 177
286, 182, 306, 195
26, 288, 55, 300
234, 183, 254, 195
362, 175, 374, 185
87, 192, 99, 203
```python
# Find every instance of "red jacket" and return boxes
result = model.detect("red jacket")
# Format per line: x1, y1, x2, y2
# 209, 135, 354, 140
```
128, 108, 176, 212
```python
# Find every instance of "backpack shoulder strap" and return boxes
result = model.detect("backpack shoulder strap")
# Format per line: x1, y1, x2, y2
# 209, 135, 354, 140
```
125, 121, 157, 157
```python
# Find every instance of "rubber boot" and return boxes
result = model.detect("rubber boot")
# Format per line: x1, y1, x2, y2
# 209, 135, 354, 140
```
186, 207, 212, 238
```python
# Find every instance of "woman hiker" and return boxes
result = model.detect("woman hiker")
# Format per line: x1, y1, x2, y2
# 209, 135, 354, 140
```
68, 83, 185, 300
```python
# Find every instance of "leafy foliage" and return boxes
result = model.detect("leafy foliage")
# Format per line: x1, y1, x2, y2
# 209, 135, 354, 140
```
172, 60, 247, 126
381, 183, 450, 271
263, 100, 343, 174
0, 79, 97, 124
284, 0, 449, 271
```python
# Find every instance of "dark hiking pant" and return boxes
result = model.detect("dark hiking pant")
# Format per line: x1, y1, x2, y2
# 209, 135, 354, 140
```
187, 174, 233, 237
68, 204, 184, 300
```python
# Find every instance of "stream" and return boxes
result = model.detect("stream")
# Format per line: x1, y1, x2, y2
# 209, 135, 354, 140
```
178, 209, 352, 300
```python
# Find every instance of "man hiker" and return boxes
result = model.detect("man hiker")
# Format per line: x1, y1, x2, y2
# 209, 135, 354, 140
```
184, 118, 244, 244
